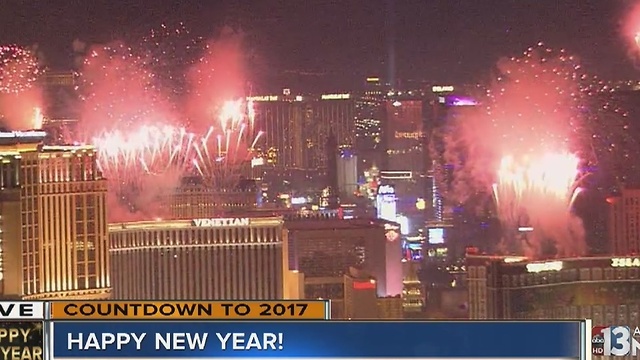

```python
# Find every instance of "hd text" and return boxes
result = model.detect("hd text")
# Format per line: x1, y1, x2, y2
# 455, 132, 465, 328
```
68, 332, 284, 351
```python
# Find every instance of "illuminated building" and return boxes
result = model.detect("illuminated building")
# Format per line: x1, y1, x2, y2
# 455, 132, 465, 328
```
311, 267, 404, 319
467, 254, 640, 321
607, 189, 640, 255
402, 260, 424, 312
377, 296, 404, 318
376, 184, 397, 221
40, 71, 79, 129
162, 176, 259, 219
109, 216, 298, 300
423, 224, 452, 264
403, 234, 425, 261
381, 91, 430, 236
0, 130, 109, 300
427, 93, 479, 224
325, 132, 340, 209
395, 215, 409, 235
249, 95, 306, 170
426, 92, 479, 255
249, 93, 355, 172
284, 216, 403, 298
337, 150, 358, 201
311, 93, 355, 160
385, 98, 424, 173
343, 267, 378, 319
355, 78, 385, 172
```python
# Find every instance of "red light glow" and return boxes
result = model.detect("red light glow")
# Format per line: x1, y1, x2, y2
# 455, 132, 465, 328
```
352, 281, 376, 290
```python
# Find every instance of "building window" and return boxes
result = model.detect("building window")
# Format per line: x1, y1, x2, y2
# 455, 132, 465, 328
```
579, 268, 590, 281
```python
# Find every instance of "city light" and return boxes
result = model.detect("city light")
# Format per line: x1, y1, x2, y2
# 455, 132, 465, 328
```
526, 261, 563, 273
432, 85, 454, 93
320, 93, 350, 100
0, 130, 47, 138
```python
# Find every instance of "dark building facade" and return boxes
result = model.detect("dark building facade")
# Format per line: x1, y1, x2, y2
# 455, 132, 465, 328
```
249, 93, 355, 173
162, 176, 259, 219
354, 79, 386, 173
284, 217, 402, 298
467, 254, 640, 324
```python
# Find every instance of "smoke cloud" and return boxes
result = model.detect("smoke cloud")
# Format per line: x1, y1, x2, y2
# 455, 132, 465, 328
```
622, 1, 640, 66
0, 44, 45, 130
76, 26, 248, 222
438, 45, 587, 258
186, 27, 246, 130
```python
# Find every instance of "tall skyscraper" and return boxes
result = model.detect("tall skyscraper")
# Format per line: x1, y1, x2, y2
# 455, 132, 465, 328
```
425, 91, 479, 253
337, 150, 358, 201
307, 94, 356, 170
382, 92, 427, 236
249, 95, 307, 170
355, 78, 386, 173
325, 132, 340, 209
250, 92, 355, 173
0, 130, 109, 299
41, 71, 79, 127
607, 189, 640, 255
384, 98, 424, 173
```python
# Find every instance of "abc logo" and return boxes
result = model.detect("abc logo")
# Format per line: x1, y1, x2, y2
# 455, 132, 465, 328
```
592, 333, 605, 355
593, 326, 640, 356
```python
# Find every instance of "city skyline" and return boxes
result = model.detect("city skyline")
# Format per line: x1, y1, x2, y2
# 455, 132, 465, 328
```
2, 0, 640, 328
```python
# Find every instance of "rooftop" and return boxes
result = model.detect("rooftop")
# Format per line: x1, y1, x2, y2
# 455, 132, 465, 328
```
284, 217, 392, 231
108, 216, 284, 231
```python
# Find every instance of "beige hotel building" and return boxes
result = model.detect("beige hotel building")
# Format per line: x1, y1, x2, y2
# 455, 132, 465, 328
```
109, 216, 302, 300
0, 131, 109, 300
467, 254, 640, 323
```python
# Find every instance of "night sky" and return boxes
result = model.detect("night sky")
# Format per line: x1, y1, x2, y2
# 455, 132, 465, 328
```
0, 0, 637, 89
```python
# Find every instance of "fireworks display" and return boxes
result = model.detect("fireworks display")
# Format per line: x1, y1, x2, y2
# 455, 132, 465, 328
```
75, 24, 259, 221
441, 43, 600, 257
0, 45, 44, 130
492, 153, 586, 256
141, 23, 207, 98
92, 99, 259, 190
623, 1, 640, 64
0, 45, 41, 94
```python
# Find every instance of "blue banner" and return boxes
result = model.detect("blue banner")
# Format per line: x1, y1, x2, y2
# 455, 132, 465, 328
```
52, 321, 581, 358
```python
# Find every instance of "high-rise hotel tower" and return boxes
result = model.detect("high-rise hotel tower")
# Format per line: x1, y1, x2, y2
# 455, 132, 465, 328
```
0, 130, 109, 299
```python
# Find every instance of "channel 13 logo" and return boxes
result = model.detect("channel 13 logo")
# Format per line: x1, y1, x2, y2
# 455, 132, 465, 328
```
592, 326, 640, 356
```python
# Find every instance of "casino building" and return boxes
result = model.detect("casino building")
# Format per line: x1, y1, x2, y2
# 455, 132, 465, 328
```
109, 216, 299, 300
283, 216, 403, 301
0, 131, 110, 300
161, 176, 258, 219
467, 254, 640, 324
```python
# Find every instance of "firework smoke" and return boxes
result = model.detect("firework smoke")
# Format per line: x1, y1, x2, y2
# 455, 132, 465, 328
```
186, 27, 247, 128
76, 25, 258, 222
441, 44, 588, 257
622, 1, 640, 66
0, 45, 45, 130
